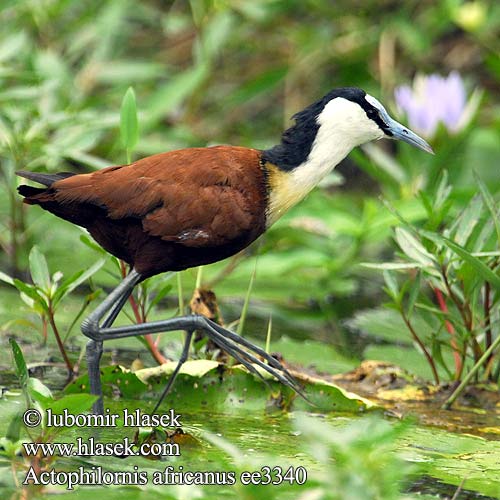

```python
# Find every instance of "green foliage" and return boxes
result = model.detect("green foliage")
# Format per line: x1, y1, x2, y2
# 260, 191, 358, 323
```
0, 246, 105, 371
1, 340, 95, 471
0, 1, 499, 497
120, 86, 139, 163
364, 172, 500, 387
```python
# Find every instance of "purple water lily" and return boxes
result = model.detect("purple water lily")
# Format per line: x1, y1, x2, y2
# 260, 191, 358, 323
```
394, 72, 476, 138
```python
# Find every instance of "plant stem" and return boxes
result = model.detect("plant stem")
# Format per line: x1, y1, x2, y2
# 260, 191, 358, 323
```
484, 281, 493, 373
265, 315, 272, 354
434, 287, 462, 378
177, 272, 184, 315
47, 308, 73, 375
401, 311, 440, 384
237, 258, 257, 337
441, 265, 482, 362
195, 266, 203, 289
442, 332, 500, 409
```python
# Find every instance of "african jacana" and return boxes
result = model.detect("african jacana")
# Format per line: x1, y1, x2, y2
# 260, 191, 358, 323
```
17, 87, 433, 414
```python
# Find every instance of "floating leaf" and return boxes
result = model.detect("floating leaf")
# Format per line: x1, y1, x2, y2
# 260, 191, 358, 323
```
46, 393, 97, 415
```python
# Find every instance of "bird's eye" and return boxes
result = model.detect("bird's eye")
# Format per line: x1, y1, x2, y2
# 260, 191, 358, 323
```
367, 108, 377, 118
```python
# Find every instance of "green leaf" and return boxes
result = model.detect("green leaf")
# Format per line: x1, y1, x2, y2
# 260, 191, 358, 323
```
450, 194, 483, 246
144, 64, 208, 128
383, 270, 399, 301
52, 258, 106, 305
27, 378, 53, 408
79, 234, 107, 254
395, 227, 435, 267
120, 86, 138, 155
9, 338, 28, 389
146, 282, 173, 316
361, 262, 423, 270
406, 271, 421, 317
434, 170, 452, 211
0, 270, 14, 285
421, 230, 500, 293
6, 411, 23, 442
13, 279, 49, 313
29, 245, 51, 292
474, 171, 500, 244
46, 393, 97, 415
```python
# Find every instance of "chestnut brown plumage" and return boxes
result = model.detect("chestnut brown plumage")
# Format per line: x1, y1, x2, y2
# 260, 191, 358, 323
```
17, 87, 433, 414
19, 147, 267, 278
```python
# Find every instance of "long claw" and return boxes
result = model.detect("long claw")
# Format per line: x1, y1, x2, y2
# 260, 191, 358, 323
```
206, 319, 305, 395
203, 322, 309, 401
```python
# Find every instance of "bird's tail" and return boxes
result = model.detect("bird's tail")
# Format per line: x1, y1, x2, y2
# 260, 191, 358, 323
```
17, 170, 75, 186
16, 170, 75, 200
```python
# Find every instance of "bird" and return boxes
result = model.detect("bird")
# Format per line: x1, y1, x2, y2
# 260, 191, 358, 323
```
17, 87, 433, 414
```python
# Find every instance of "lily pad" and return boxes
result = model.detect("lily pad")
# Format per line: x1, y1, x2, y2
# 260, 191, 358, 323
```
66, 360, 377, 413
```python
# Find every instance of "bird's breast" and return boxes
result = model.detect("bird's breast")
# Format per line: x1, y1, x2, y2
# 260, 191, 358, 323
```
264, 162, 325, 227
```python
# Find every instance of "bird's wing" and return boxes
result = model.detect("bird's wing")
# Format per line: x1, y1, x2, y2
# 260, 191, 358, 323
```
52, 146, 265, 248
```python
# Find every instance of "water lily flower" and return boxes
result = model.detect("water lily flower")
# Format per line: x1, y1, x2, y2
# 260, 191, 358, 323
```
394, 72, 480, 139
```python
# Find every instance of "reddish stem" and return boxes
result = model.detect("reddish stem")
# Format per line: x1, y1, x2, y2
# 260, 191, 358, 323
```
434, 287, 462, 378
401, 312, 440, 385
484, 282, 493, 376
47, 307, 74, 375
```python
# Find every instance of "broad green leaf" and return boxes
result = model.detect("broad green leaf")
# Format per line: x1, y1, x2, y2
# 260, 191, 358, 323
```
227, 66, 287, 106
46, 393, 97, 415
9, 338, 28, 389
29, 245, 51, 292
395, 227, 435, 267
27, 378, 53, 408
120, 86, 138, 154
69, 360, 375, 413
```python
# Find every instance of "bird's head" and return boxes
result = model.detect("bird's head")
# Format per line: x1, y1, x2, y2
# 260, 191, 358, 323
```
311, 87, 433, 155
263, 87, 434, 225
263, 87, 433, 173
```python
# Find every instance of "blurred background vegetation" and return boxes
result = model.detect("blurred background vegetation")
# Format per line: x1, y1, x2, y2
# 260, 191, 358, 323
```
1, 2, 500, 499
0, 0, 499, 383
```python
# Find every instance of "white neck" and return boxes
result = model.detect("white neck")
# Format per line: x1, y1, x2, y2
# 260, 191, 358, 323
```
266, 97, 382, 226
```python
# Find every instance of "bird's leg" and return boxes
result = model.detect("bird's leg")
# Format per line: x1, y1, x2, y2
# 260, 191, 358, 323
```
151, 330, 193, 414
84, 314, 305, 402
82, 269, 306, 414
82, 270, 143, 414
